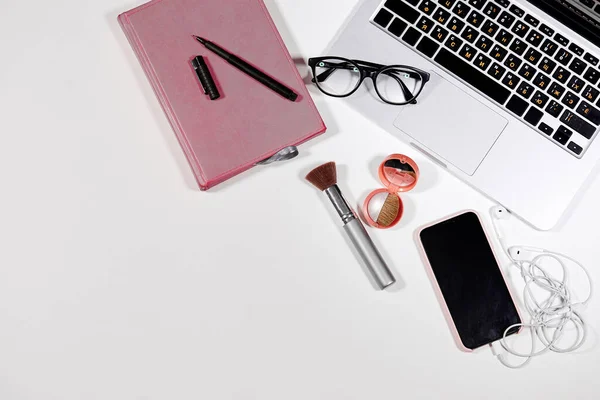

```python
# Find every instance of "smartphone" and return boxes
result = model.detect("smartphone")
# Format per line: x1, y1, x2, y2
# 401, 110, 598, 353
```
416, 211, 521, 351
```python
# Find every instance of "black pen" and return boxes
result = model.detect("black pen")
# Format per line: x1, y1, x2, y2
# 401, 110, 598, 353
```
193, 35, 298, 102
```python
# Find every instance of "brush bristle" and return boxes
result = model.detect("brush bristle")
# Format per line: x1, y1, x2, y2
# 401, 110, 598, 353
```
305, 162, 337, 191
377, 194, 400, 227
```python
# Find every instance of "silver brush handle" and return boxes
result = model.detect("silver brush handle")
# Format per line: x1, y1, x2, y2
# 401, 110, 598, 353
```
343, 218, 395, 290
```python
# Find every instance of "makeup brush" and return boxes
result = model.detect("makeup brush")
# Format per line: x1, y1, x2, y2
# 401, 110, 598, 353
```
306, 162, 395, 290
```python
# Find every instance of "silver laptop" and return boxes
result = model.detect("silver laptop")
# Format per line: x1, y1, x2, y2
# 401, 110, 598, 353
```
327, 0, 600, 229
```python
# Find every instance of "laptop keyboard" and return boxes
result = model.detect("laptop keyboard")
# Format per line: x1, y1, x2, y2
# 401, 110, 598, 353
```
371, 0, 600, 158
578, 0, 600, 16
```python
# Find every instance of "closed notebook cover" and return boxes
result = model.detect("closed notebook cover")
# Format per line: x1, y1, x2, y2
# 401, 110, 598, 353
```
119, 0, 326, 189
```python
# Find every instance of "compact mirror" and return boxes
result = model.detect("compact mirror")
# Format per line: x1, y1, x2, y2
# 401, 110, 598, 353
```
362, 154, 419, 229
382, 158, 418, 190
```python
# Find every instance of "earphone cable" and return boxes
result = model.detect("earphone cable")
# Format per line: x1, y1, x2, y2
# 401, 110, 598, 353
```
488, 207, 593, 368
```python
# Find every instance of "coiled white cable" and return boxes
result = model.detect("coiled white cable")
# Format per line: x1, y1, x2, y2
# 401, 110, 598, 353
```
488, 207, 593, 369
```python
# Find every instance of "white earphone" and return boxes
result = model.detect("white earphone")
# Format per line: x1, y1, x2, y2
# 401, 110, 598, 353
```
488, 206, 593, 369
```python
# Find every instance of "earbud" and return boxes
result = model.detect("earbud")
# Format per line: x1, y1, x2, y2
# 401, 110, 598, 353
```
491, 206, 510, 220
508, 246, 546, 260
490, 206, 510, 240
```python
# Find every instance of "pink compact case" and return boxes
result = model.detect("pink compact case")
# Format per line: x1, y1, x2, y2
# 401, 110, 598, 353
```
362, 154, 419, 229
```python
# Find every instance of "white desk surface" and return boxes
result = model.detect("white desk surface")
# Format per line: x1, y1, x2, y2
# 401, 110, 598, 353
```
1, 0, 599, 398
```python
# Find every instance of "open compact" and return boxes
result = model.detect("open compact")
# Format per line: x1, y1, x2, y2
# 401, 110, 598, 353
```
362, 154, 419, 229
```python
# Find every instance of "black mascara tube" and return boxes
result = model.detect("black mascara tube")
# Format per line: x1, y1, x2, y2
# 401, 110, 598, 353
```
191, 56, 220, 100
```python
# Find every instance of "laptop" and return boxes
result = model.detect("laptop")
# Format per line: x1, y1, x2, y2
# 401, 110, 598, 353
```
327, 0, 600, 230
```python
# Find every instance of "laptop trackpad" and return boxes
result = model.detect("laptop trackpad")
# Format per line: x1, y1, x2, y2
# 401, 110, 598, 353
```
394, 72, 508, 176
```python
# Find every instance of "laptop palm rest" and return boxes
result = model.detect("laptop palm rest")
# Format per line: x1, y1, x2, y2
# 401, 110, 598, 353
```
394, 72, 508, 176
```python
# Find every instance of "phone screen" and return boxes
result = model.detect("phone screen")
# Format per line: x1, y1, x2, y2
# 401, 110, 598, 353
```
419, 211, 521, 350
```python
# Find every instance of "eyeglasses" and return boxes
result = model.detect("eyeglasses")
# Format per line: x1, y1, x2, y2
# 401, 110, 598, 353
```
308, 57, 430, 105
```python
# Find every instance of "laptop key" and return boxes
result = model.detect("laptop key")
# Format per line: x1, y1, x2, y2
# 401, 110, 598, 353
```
511, 22, 530, 38
488, 62, 507, 80
475, 35, 492, 53
569, 58, 587, 75
539, 122, 553, 135
417, 16, 435, 33
497, 11, 515, 28
495, 29, 513, 46
539, 57, 557, 74
568, 142, 583, 155
417, 36, 440, 57
402, 26, 422, 45
525, 48, 542, 64
539, 24, 555, 37
468, 0, 486, 10
433, 8, 451, 24
568, 43, 584, 57
474, 54, 491, 70
579, 0, 594, 8
496, 0, 510, 7
518, 63, 535, 81
548, 82, 565, 99
434, 48, 511, 104
504, 54, 522, 71
562, 91, 580, 109
524, 107, 544, 125
439, 0, 456, 9
552, 67, 571, 84
374, 9, 394, 27
533, 72, 551, 90
509, 39, 528, 56
418, 0, 437, 15
502, 72, 520, 89
452, 1, 471, 18
444, 34, 463, 51
567, 77, 585, 93
506, 95, 529, 116
448, 17, 466, 33
583, 67, 600, 85
554, 49, 573, 66
491, 45, 508, 61
509, 4, 525, 18
526, 31, 543, 47
554, 33, 569, 47
546, 100, 564, 118
467, 10, 484, 27
576, 101, 600, 125
483, 2, 501, 19
517, 82, 534, 99
553, 126, 572, 145
405, 0, 420, 4
541, 39, 558, 56
461, 26, 479, 43
431, 25, 450, 42
583, 85, 600, 102
481, 20, 500, 37
531, 90, 549, 108
524, 14, 540, 27
458, 44, 477, 61
583, 53, 599, 66
388, 18, 409, 36
561, 110, 596, 139
385, 0, 420, 23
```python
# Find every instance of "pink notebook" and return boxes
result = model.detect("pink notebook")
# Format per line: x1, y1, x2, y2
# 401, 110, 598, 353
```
118, 0, 326, 190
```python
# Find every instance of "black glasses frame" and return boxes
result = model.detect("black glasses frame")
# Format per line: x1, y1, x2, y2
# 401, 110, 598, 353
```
308, 56, 430, 105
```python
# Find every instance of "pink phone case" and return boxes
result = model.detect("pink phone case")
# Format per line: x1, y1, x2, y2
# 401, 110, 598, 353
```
118, 0, 326, 190
414, 210, 523, 352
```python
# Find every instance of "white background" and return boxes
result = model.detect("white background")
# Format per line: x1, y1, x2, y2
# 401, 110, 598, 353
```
1, 0, 599, 398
